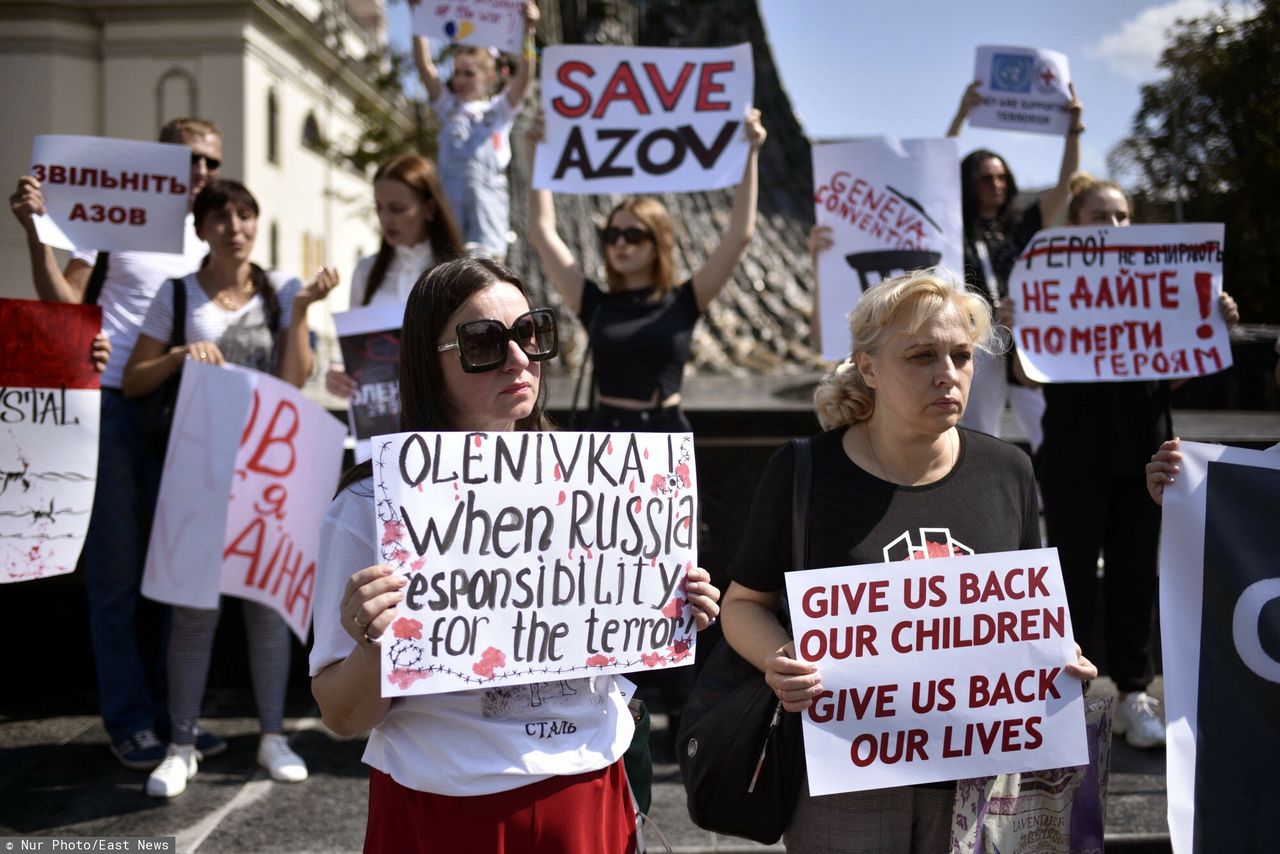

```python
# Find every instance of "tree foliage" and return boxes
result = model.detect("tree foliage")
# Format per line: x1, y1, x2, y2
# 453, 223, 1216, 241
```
342, 47, 435, 176
1109, 1, 1280, 321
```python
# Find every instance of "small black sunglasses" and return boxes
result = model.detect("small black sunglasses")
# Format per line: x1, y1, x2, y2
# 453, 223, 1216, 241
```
191, 152, 222, 171
600, 225, 654, 246
437, 308, 558, 373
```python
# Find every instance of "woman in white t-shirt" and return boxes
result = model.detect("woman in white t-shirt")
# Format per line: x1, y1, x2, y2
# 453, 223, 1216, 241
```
123, 179, 338, 798
310, 257, 720, 853
324, 153, 464, 400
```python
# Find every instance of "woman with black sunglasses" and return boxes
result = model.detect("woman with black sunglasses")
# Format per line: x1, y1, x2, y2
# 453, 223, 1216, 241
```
526, 109, 766, 432
311, 257, 720, 852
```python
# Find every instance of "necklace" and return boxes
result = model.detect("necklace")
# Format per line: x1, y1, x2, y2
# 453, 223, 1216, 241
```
865, 423, 956, 485
203, 276, 252, 311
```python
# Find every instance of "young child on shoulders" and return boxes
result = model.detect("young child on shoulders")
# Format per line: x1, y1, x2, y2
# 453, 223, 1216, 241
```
414, 1, 539, 263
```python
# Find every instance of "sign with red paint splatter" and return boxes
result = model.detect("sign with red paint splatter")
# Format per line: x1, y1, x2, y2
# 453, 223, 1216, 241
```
142, 363, 345, 639
372, 430, 699, 697
1010, 223, 1231, 383
784, 547, 1087, 796
0, 298, 101, 583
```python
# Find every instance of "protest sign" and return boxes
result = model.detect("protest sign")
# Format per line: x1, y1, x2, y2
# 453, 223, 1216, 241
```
29, 135, 190, 253
812, 139, 963, 361
410, 0, 525, 54
969, 46, 1073, 136
784, 547, 1087, 796
1009, 223, 1230, 383
1159, 442, 1280, 854
372, 430, 699, 696
0, 299, 101, 583
534, 44, 754, 194
334, 304, 403, 463
143, 364, 345, 639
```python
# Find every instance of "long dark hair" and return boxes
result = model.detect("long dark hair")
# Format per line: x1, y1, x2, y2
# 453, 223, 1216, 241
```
335, 257, 554, 494
193, 179, 280, 332
364, 154, 464, 305
960, 149, 1020, 238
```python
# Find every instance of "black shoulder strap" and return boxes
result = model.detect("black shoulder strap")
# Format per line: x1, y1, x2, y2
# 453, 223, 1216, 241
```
790, 437, 812, 572
84, 252, 109, 305
169, 278, 187, 350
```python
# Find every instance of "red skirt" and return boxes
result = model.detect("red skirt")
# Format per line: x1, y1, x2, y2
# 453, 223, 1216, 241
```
364, 760, 636, 854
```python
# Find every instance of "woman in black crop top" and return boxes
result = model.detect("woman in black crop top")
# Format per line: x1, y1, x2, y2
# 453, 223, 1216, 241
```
527, 109, 767, 432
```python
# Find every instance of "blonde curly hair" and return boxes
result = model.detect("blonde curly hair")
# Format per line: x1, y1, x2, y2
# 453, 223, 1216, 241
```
814, 269, 996, 430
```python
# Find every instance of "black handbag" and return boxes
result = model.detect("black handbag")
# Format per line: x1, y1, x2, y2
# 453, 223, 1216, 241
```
137, 277, 186, 454
676, 437, 812, 844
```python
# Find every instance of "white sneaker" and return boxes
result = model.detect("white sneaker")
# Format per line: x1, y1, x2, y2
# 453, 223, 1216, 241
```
145, 744, 198, 798
1114, 691, 1166, 749
257, 733, 308, 783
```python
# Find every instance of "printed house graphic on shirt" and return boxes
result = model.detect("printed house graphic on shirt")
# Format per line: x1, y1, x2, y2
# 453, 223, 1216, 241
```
883, 528, 974, 563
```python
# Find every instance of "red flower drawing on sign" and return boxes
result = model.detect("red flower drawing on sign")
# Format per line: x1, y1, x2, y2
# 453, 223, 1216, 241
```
393, 618, 423, 640
585, 653, 615, 667
387, 668, 429, 690
661, 597, 685, 619
381, 519, 404, 546
675, 462, 691, 487
650, 474, 667, 495
389, 547, 410, 565
641, 652, 664, 668
667, 638, 692, 663
473, 646, 506, 678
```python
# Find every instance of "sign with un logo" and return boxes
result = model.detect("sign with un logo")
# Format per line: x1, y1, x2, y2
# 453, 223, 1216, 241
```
990, 53, 1033, 92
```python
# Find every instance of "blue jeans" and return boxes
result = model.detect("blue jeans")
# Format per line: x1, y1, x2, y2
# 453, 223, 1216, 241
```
83, 390, 167, 742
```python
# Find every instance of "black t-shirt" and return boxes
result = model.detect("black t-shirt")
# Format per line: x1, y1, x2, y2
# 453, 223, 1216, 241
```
730, 428, 1040, 594
1036, 381, 1172, 480
578, 278, 701, 400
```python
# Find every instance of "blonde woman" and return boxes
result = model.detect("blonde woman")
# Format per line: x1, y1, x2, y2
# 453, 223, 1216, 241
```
720, 270, 1096, 853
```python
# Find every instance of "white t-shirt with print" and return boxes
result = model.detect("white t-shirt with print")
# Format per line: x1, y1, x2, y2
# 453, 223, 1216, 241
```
139, 271, 300, 376
310, 480, 633, 797
430, 90, 517, 170
73, 214, 207, 388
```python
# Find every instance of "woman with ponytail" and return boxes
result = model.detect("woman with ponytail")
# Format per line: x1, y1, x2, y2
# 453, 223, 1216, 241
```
720, 270, 1096, 852
123, 178, 339, 798
325, 153, 465, 399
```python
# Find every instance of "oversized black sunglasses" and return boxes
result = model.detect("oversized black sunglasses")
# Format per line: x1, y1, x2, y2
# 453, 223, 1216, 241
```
436, 308, 558, 373
600, 226, 653, 246
191, 152, 222, 171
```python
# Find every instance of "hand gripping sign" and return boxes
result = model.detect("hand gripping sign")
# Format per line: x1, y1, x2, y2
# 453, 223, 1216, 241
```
410, 0, 526, 54
533, 44, 754, 194
969, 46, 1073, 136
372, 430, 700, 696
1009, 223, 1231, 383
142, 364, 346, 639
785, 546, 1087, 796
0, 299, 102, 583
29, 135, 191, 252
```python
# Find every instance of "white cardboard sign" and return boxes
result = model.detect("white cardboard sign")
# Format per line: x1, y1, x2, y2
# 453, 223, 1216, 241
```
1010, 223, 1231, 383
29, 135, 191, 253
534, 44, 754, 194
812, 139, 963, 361
372, 430, 699, 696
969, 46, 1073, 136
784, 548, 1088, 796
410, 0, 525, 54
0, 300, 102, 582
143, 364, 346, 639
